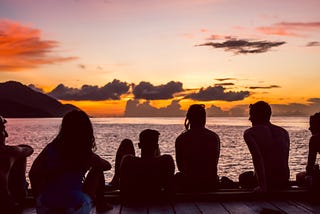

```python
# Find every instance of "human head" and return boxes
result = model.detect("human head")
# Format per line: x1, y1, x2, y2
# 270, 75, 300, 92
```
55, 110, 96, 163
249, 101, 272, 125
138, 129, 160, 155
0, 115, 8, 145
185, 104, 206, 130
309, 112, 320, 135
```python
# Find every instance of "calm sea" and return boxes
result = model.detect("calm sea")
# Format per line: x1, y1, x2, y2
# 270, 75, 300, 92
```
5, 117, 311, 182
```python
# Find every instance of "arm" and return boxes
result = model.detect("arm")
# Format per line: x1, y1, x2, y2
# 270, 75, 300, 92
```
119, 155, 133, 197
175, 135, 187, 173
215, 134, 220, 166
306, 136, 317, 175
0, 144, 33, 158
89, 153, 111, 171
244, 131, 267, 191
29, 145, 49, 197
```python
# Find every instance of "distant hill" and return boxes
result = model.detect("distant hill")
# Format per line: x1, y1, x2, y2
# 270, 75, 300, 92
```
0, 81, 79, 118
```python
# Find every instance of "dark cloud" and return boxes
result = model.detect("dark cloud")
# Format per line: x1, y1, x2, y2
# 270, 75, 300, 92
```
124, 99, 184, 117
249, 85, 280, 90
215, 78, 237, 82
306, 41, 320, 47
207, 34, 234, 40
48, 79, 130, 101
185, 85, 249, 101
28, 84, 44, 93
215, 83, 235, 86
308, 98, 320, 104
132, 81, 183, 100
197, 39, 285, 54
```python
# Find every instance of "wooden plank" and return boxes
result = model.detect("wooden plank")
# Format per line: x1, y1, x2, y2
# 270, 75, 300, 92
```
148, 203, 174, 214
245, 200, 280, 213
196, 201, 229, 214
121, 204, 147, 214
289, 201, 320, 214
271, 201, 311, 214
222, 201, 256, 214
173, 202, 201, 214
93, 203, 121, 214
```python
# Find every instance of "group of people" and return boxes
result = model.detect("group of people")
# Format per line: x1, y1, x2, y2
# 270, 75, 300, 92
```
0, 101, 319, 213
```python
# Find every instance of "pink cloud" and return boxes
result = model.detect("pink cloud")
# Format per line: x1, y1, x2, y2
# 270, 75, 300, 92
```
0, 19, 77, 72
257, 22, 320, 37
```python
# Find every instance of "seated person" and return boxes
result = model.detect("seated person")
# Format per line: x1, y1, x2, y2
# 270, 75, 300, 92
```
119, 129, 175, 204
175, 104, 220, 192
296, 113, 320, 188
29, 110, 112, 213
240, 101, 290, 192
108, 139, 135, 190
0, 115, 34, 214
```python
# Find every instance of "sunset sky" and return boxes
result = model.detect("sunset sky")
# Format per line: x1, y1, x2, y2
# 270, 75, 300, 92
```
1, 0, 320, 116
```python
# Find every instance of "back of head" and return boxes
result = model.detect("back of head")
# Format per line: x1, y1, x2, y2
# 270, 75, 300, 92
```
310, 112, 320, 134
55, 110, 95, 166
185, 104, 206, 130
139, 129, 159, 153
249, 101, 272, 125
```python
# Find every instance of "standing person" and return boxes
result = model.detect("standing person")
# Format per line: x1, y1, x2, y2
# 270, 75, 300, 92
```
240, 101, 290, 192
0, 115, 34, 214
29, 110, 112, 213
119, 129, 175, 204
175, 104, 220, 192
296, 113, 320, 188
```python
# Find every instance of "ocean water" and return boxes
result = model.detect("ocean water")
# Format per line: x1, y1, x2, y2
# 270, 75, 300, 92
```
5, 117, 311, 182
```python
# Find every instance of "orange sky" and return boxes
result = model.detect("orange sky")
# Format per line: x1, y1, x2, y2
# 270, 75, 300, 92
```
1, 0, 320, 116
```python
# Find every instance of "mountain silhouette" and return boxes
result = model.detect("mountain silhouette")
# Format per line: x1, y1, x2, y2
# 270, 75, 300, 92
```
0, 81, 79, 117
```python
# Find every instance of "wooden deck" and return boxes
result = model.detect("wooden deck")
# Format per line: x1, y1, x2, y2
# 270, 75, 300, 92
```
22, 200, 320, 214
21, 188, 320, 213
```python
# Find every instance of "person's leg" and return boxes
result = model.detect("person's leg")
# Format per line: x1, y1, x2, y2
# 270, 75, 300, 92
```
83, 168, 112, 212
109, 139, 135, 188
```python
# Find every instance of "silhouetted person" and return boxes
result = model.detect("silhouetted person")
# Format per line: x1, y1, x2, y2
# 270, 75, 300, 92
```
175, 104, 220, 192
108, 139, 135, 190
29, 110, 112, 213
0, 115, 34, 214
240, 101, 290, 192
296, 113, 320, 188
119, 129, 175, 204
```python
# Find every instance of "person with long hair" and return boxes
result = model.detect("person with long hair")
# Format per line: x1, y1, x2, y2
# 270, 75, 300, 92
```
175, 104, 220, 192
29, 110, 112, 213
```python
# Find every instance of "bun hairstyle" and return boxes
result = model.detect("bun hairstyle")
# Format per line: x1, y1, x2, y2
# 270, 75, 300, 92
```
184, 104, 206, 130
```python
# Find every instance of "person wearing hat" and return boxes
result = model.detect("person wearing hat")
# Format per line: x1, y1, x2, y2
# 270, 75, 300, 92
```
0, 116, 34, 213
119, 129, 175, 204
